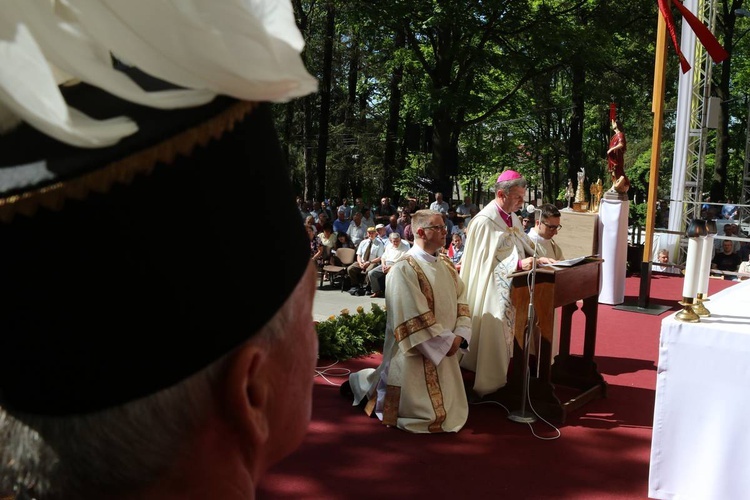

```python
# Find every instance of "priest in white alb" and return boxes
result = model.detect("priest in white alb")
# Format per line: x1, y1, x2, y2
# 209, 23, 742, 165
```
342, 209, 472, 433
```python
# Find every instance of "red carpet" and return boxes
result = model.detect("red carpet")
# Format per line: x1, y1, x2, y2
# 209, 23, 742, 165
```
258, 275, 736, 499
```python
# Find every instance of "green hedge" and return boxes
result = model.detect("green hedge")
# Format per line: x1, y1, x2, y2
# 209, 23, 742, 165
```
315, 303, 386, 361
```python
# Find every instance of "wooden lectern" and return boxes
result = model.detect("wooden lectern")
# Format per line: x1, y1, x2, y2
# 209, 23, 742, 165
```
488, 257, 607, 423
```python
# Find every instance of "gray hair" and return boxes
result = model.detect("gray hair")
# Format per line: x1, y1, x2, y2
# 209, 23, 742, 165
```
493, 177, 527, 196
0, 273, 309, 499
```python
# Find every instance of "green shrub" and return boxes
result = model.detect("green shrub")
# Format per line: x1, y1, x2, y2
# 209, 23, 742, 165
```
316, 303, 387, 361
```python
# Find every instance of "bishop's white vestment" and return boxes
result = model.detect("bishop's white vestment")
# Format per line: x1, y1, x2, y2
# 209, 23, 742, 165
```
459, 201, 535, 397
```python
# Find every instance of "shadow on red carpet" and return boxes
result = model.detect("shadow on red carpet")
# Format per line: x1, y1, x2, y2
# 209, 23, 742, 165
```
257, 275, 736, 499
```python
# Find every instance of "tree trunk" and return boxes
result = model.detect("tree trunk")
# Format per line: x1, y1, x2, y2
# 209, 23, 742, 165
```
382, 29, 405, 199
568, 58, 585, 191
315, 1, 336, 203
345, 29, 362, 201
428, 105, 455, 202
710, 3, 740, 203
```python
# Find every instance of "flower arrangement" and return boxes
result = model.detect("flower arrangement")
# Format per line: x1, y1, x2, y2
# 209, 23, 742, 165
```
315, 303, 386, 361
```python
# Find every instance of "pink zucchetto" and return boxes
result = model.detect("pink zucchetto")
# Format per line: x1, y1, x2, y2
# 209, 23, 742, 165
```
497, 169, 522, 183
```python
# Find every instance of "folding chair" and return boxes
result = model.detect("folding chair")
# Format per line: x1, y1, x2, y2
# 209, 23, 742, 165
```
320, 247, 356, 291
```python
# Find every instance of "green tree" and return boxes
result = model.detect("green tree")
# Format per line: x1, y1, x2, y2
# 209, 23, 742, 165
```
280, 0, 724, 221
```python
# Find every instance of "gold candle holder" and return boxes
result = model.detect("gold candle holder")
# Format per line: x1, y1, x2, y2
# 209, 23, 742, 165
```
693, 292, 710, 316
676, 297, 700, 323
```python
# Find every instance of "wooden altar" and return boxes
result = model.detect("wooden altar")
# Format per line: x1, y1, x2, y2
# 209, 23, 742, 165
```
484, 257, 607, 423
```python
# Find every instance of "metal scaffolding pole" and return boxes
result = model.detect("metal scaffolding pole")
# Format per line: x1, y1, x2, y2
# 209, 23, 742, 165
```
663, 0, 717, 267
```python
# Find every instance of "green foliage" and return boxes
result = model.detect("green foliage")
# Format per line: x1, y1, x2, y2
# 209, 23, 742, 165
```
393, 153, 433, 202
316, 303, 387, 361
286, 0, 739, 208
629, 200, 648, 230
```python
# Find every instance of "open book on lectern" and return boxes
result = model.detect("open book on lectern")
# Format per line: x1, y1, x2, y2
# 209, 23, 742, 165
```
539, 255, 600, 270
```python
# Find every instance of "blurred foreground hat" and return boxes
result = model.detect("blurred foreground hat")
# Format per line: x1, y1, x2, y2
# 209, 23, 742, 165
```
497, 169, 522, 183
367, 226, 377, 232
375, 223, 385, 229
0, 3, 317, 416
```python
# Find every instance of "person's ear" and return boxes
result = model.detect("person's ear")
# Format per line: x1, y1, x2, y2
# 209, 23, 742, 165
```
224, 342, 271, 449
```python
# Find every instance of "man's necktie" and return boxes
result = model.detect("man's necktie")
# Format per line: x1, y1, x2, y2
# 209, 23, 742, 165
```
364, 240, 372, 261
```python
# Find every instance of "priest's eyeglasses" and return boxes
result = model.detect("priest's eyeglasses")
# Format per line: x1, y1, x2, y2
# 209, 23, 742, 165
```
542, 222, 562, 231
423, 224, 448, 232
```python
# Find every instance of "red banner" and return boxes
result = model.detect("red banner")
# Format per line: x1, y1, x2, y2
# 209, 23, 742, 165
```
672, 0, 729, 65
658, 0, 691, 72
658, 0, 730, 73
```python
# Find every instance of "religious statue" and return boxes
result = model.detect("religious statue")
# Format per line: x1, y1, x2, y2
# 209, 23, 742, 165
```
575, 168, 586, 204
606, 118, 630, 194
590, 178, 603, 212
565, 179, 574, 209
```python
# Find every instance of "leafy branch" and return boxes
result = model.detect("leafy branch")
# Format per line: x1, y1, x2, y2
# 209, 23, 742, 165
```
316, 303, 387, 361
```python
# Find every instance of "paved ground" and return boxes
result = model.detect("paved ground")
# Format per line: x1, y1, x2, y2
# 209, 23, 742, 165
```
313, 281, 385, 322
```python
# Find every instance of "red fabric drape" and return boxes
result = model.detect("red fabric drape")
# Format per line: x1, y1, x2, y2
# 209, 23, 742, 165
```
672, 0, 729, 64
658, 0, 691, 72
657, 0, 729, 74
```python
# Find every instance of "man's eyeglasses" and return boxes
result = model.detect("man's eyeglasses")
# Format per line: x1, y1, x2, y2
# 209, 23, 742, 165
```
542, 222, 562, 231
423, 224, 448, 232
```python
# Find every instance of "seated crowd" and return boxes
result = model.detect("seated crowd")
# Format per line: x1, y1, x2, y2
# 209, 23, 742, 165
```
652, 222, 750, 280
308, 194, 750, 284
300, 192, 480, 295
707, 221, 750, 280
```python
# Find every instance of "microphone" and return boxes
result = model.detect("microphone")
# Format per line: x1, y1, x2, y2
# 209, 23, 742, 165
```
526, 204, 539, 216
509, 202, 541, 424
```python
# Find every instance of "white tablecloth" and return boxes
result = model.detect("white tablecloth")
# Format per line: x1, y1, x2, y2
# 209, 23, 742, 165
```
648, 279, 750, 499
598, 198, 628, 304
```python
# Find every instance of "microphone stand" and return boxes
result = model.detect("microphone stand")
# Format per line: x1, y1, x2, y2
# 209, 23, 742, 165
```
508, 207, 539, 424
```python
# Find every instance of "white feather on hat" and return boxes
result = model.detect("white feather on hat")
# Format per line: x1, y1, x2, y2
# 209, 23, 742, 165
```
0, 0, 318, 147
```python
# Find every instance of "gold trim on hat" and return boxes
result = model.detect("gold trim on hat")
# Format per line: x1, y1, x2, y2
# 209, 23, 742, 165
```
0, 100, 258, 223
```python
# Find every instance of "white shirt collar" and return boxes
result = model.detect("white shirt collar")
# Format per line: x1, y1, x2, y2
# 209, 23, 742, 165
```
408, 243, 437, 262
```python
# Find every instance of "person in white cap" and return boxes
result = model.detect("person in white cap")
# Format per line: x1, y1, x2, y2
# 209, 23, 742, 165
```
347, 226, 384, 292
459, 170, 556, 399
375, 223, 389, 246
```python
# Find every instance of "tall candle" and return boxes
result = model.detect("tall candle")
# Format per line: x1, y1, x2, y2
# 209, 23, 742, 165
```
682, 236, 702, 299
697, 235, 714, 296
